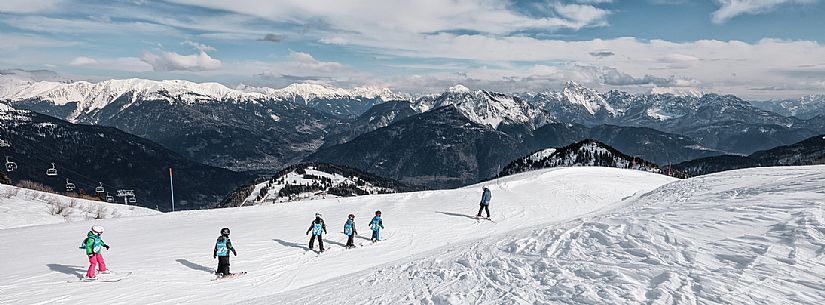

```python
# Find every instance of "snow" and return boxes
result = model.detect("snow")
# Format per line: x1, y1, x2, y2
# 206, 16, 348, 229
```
0, 167, 671, 304
0, 184, 159, 229
562, 81, 616, 115
649, 86, 704, 97
243, 167, 398, 205
526, 148, 557, 162
4, 166, 823, 304
447, 84, 470, 94
263, 165, 825, 304
646, 107, 674, 121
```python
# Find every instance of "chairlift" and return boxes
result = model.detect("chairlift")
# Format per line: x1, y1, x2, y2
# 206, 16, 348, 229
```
95, 182, 105, 194
105, 193, 114, 203
4, 156, 16, 172
46, 163, 58, 176
65, 179, 76, 192
128, 196, 137, 204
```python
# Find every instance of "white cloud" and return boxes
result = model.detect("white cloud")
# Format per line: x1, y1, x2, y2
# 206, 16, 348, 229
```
0, 0, 61, 13
140, 50, 222, 71
183, 40, 216, 52
711, 0, 818, 24
288, 51, 344, 73
69, 56, 153, 72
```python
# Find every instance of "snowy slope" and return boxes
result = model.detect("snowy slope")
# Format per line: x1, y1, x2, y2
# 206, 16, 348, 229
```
0, 167, 671, 304
0, 184, 159, 229
268, 165, 825, 304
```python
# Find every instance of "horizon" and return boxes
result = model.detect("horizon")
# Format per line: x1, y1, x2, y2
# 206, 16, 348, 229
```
1, 1, 824, 99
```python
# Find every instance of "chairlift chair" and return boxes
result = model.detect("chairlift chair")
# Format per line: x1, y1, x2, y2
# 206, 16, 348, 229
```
95, 182, 105, 194
65, 179, 76, 192
4, 156, 16, 172
105, 193, 114, 203
128, 196, 137, 204
46, 163, 58, 176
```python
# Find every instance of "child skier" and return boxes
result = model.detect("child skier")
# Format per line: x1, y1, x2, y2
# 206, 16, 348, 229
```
343, 214, 358, 249
476, 186, 492, 219
369, 211, 384, 242
306, 213, 327, 252
213, 227, 237, 277
83, 225, 110, 280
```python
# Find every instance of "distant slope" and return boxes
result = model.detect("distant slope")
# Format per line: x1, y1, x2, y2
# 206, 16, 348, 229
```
0, 104, 252, 210
219, 163, 423, 208
671, 134, 825, 176
0, 183, 158, 229
500, 139, 667, 177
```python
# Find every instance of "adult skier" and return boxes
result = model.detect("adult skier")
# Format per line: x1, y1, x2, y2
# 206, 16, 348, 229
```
369, 211, 384, 242
83, 225, 110, 280
343, 214, 358, 249
213, 227, 237, 277
306, 213, 327, 252
476, 186, 492, 219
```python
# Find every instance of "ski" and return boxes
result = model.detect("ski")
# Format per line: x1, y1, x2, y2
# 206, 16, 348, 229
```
212, 271, 247, 281
69, 271, 132, 283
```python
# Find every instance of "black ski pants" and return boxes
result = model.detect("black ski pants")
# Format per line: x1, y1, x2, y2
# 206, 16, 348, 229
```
477, 204, 490, 217
345, 235, 355, 248
309, 235, 325, 251
216, 255, 231, 275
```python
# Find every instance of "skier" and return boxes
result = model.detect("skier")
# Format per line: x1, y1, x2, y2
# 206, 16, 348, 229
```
83, 225, 110, 280
213, 227, 237, 277
369, 211, 384, 242
476, 186, 492, 219
343, 214, 358, 249
306, 213, 327, 252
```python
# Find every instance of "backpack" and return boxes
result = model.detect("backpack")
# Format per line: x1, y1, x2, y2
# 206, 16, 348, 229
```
215, 238, 229, 256
343, 220, 353, 236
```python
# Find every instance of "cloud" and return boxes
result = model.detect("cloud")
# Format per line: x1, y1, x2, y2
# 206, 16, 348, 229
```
69, 56, 153, 72
258, 33, 286, 42
69, 56, 99, 66
182, 40, 216, 52
288, 50, 344, 72
140, 50, 222, 71
711, 0, 818, 24
0, 0, 61, 13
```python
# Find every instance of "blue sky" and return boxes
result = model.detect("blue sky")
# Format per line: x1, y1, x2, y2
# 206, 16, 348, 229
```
1, 0, 824, 98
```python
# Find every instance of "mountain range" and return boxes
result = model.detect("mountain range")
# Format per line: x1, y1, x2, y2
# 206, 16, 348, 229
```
2, 73, 824, 197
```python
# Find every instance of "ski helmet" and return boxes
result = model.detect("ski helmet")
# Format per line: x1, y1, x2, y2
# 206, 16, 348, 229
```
348, 214, 355, 219
375, 210, 381, 216
220, 227, 230, 236
91, 225, 104, 235
315, 212, 322, 218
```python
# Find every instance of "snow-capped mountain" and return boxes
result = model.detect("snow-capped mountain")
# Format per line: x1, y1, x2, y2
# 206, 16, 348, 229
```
499, 139, 666, 177
220, 163, 422, 207
414, 85, 551, 129
240, 83, 407, 117
750, 95, 825, 120
647, 86, 703, 97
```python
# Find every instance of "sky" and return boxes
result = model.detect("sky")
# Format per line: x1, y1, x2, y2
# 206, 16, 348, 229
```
0, 0, 824, 99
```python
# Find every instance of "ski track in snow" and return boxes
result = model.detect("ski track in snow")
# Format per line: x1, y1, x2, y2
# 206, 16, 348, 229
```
261, 166, 825, 305
0, 167, 670, 304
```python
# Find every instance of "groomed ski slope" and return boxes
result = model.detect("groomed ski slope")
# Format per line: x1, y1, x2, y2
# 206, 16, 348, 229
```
0, 167, 672, 304
265, 166, 825, 305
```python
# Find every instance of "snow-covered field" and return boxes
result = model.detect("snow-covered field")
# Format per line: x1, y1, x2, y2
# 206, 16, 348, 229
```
0, 167, 669, 304
1, 166, 823, 304
0, 184, 159, 229
269, 166, 825, 304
